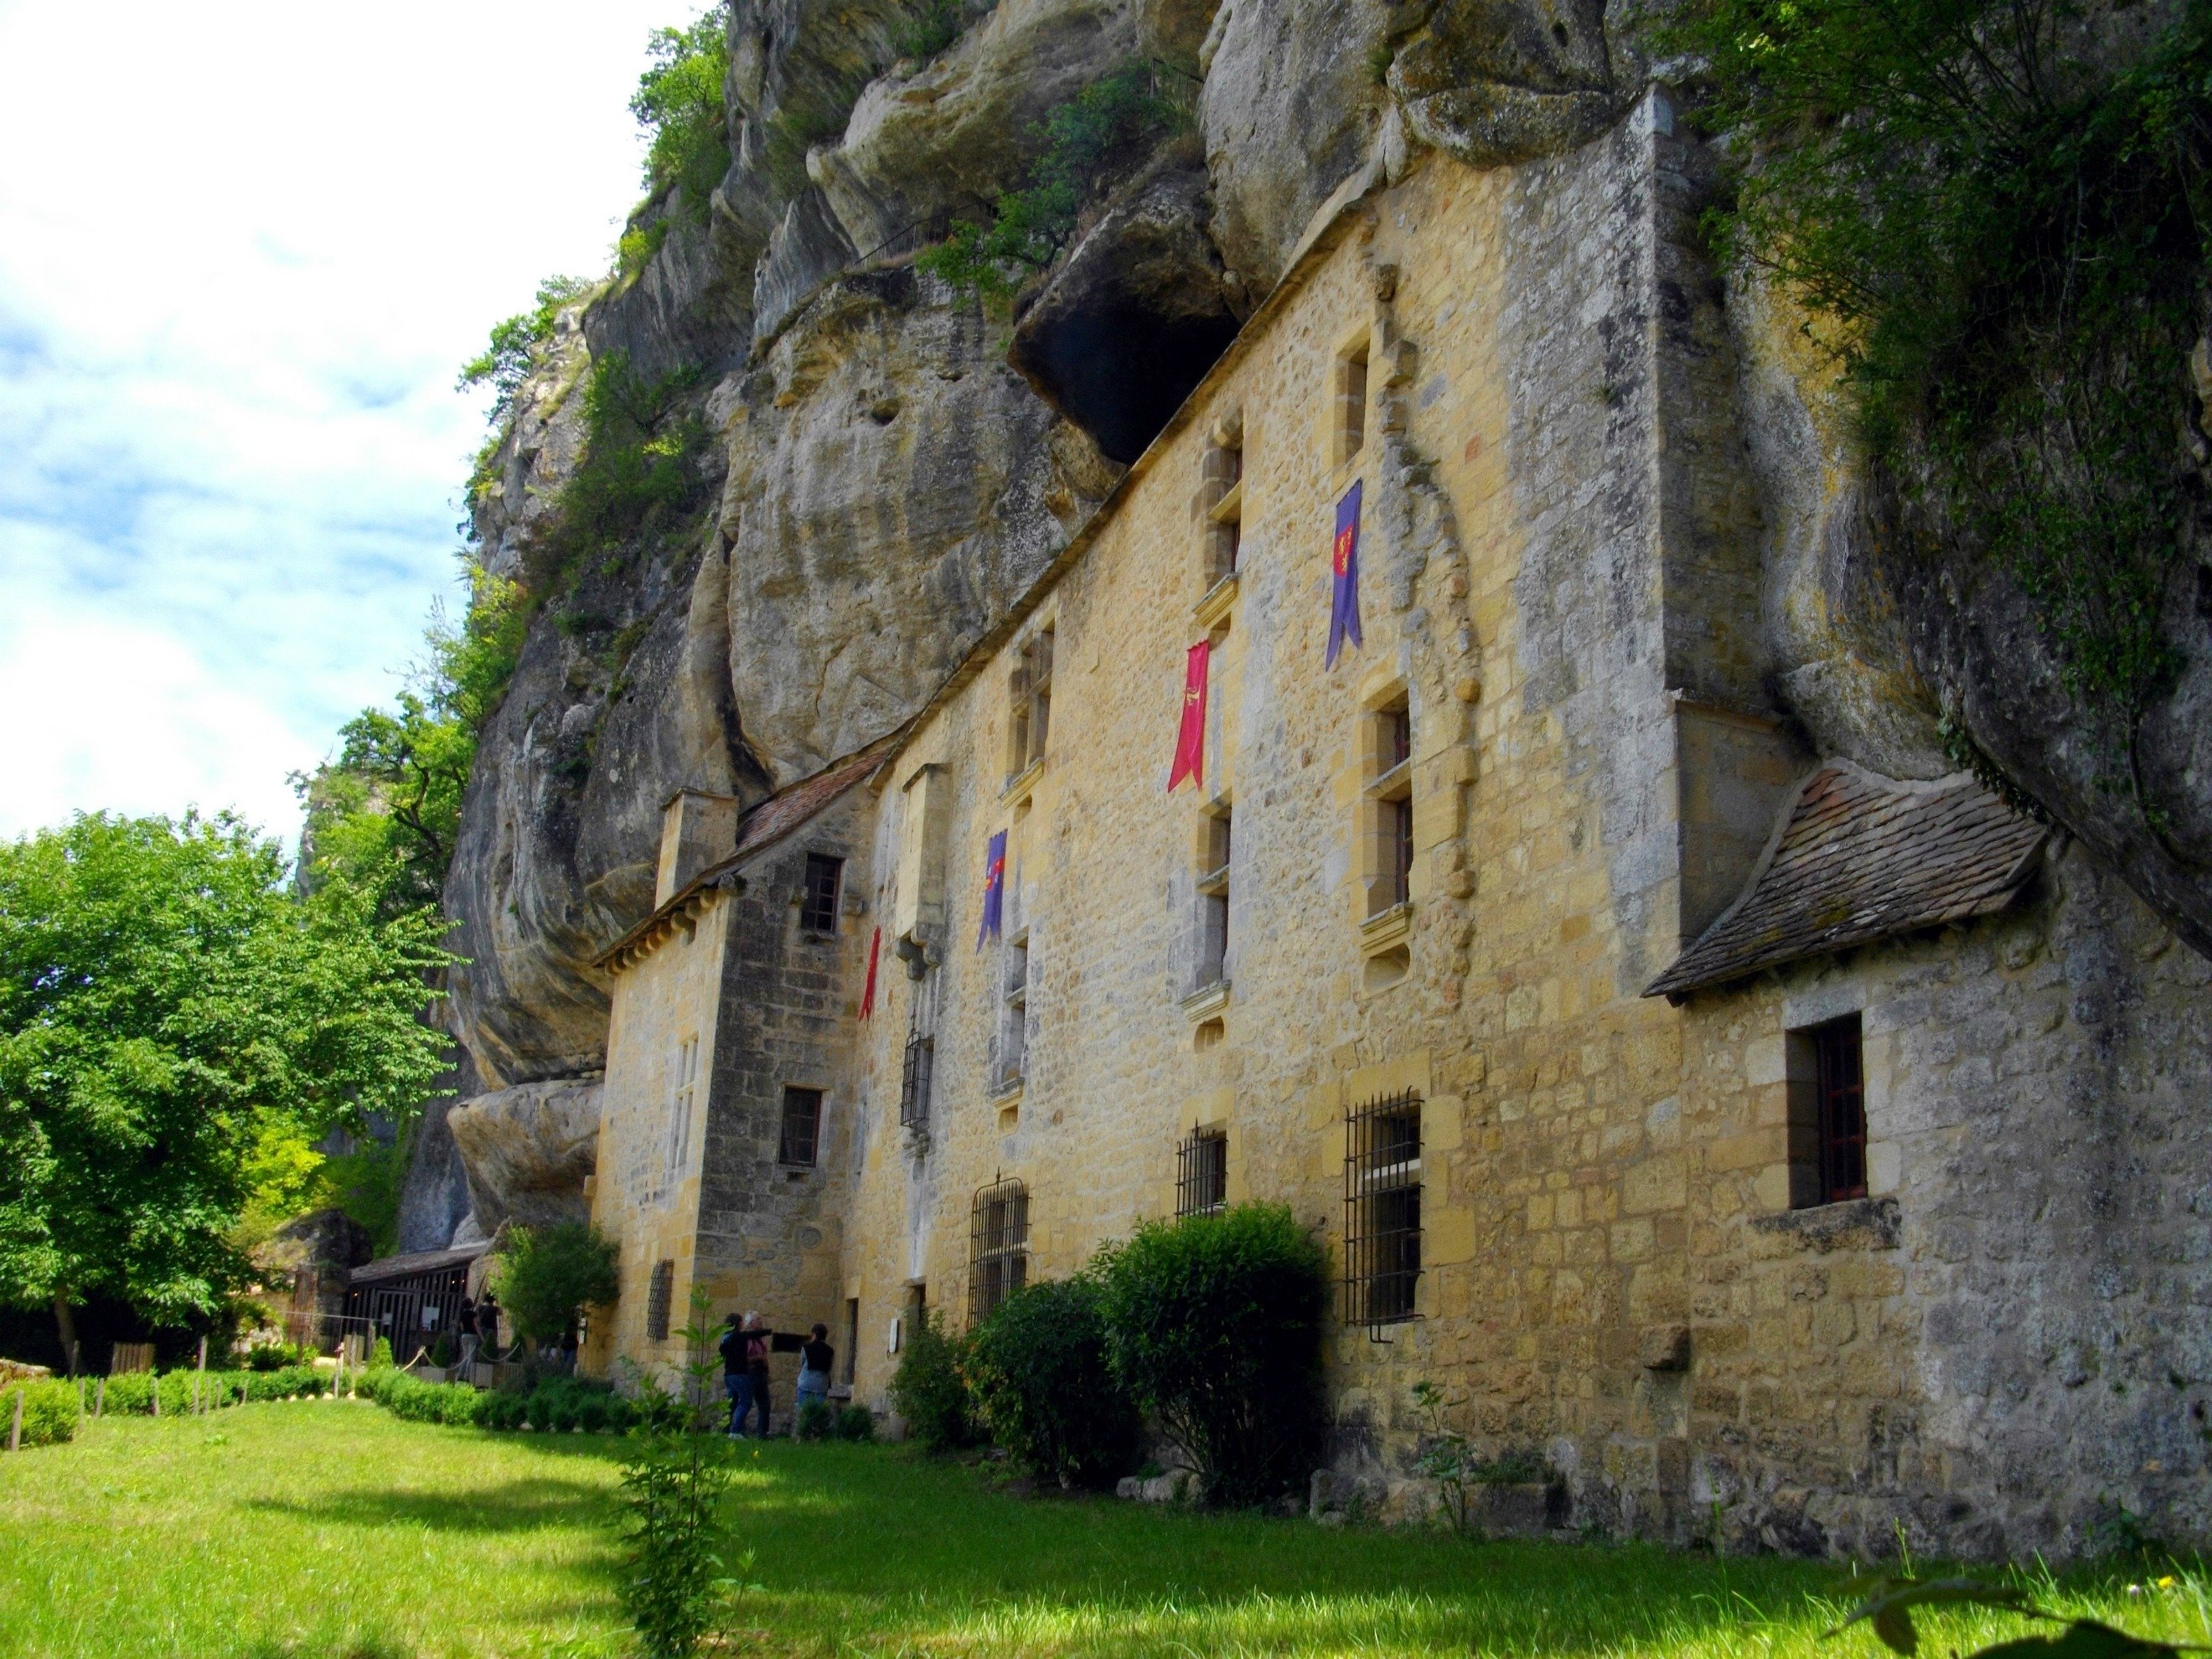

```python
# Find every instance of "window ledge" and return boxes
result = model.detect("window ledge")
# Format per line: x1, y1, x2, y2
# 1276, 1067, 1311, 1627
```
1181, 979, 1232, 1021
1365, 758, 1413, 799
990, 1075, 1025, 1105
1192, 571, 1239, 630
1001, 757, 1044, 805
1196, 863, 1229, 898
1360, 902, 1413, 954
1207, 478, 1243, 523
1749, 1194, 1899, 1252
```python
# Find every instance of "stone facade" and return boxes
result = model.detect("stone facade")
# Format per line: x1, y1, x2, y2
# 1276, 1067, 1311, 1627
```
578, 112, 2209, 1557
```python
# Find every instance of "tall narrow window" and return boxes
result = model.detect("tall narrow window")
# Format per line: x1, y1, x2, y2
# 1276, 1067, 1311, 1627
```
1344, 1090, 1422, 1331
779, 1085, 823, 1167
799, 853, 844, 933
1366, 698, 1414, 916
1176, 1128, 1228, 1218
969, 1176, 1030, 1323
996, 937, 1028, 1092
901, 964, 937, 1128
1336, 340, 1369, 464
644, 1259, 675, 1342
1786, 1013, 1869, 1207
1196, 808, 1232, 990
841, 1298, 860, 1385
1203, 426, 1243, 587
664, 1036, 699, 1188
1007, 628, 1054, 780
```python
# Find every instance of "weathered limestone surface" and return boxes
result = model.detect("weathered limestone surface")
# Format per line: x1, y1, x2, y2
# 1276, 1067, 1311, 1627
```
448, 1078, 606, 1232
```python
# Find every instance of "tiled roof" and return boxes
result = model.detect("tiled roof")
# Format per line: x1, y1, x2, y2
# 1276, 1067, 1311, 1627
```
593, 731, 901, 973
349, 1240, 491, 1285
1645, 762, 2047, 1000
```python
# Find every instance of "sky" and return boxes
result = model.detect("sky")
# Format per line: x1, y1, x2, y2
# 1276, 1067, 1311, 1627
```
0, 0, 688, 845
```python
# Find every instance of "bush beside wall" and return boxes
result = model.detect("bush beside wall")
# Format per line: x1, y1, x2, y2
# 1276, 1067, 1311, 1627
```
3, 1379, 79, 1447
965, 1275, 1137, 1490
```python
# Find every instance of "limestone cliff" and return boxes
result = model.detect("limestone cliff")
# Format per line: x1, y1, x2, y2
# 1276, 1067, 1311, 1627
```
411, 0, 2210, 1248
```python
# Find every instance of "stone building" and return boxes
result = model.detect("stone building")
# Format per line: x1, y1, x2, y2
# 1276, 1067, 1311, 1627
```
579, 110, 2210, 1557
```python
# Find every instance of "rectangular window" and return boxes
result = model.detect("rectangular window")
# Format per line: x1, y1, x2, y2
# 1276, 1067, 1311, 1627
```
841, 1298, 859, 1385
1364, 697, 1414, 917
996, 936, 1028, 1092
644, 1259, 675, 1343
900, 1034, 935, 1129
1008, 628, 1054, 779
799, 853, 844, 933
778, 1085, 823, 1167
663, 1035, 699, 1191
1344, 1090, 1422, 1331
969, 1177, 1030, 1323
1203, 427, 1243, 587
1786, 1013, 1869, 1207
1196, 808, 1232, 990
1176, 1128, 1228, 1218
1336, 340, 1369, 464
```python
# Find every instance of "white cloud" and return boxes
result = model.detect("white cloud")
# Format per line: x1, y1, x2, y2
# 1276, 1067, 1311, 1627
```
0, 0, 696, 845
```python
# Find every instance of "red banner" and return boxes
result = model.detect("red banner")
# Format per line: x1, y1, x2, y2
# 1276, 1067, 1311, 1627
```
1167, 638, 1209, 792
860, 927, 881, 1019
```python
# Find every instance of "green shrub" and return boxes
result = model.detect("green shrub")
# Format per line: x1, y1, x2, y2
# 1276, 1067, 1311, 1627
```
833, 1404, 876, 1442
370, 1338, 394, 1368
887, 1310, 979, 1453
965, 1275, 1136, 1489
3, 1380, 78, 1447
892, 0, 964, 60
917, 59, 1190, 297
478, 1392, 528, 1430
1095, 1202, 1328, 1507
795, 1400, 836, 1441
244, 1341, 308, 1372
101, 1372, 153, 1414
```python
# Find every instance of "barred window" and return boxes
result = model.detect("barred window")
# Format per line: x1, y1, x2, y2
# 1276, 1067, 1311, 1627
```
1344, 1089, 1422, 1332
644, 1259, 675, 1342
1788, 1014, 1868, 1207
779, 1085, 823, 1166
1176, 1128, 1227, 1218
800, 853, 844, 933
900, 1033, 935, 1129
969, 1176, 1029, 1323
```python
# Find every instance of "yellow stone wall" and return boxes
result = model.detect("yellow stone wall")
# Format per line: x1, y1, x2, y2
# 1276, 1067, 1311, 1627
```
840, 145, 1725, 1513
586, 888, 735, 1383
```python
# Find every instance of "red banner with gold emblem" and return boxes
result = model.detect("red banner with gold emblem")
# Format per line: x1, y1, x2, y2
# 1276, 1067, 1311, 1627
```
1167, 638, 1210, 791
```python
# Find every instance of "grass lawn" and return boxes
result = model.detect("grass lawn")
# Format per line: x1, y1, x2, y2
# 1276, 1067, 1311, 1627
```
2, 1401, 2205, 1659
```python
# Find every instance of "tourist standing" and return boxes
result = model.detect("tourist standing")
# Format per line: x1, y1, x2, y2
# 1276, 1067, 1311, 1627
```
718, 1314, 752, 1435
742, 1312, 773, 1437
794, 1322, 833, 1429
477, 1292, 500, 1357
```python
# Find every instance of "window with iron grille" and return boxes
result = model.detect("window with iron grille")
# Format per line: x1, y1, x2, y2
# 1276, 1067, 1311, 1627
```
969, 1176, 1029, 1323
800, 853, 844, 933
644, 1259, 675, 1342
900, 1033, 934, 1129
779, 1085, 823, 1166
1344, 1090, 1422, 1332
1176, 1128, 1228, 1218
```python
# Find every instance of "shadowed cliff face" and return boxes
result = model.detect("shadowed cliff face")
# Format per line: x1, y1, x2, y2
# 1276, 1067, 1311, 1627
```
438, 0, 2208, 1141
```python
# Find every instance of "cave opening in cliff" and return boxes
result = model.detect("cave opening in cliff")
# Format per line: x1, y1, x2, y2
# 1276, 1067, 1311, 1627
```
1016, 300, 1241, 467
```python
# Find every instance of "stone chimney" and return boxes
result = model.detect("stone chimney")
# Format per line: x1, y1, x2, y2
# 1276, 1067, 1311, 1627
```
654, 789, 741, 906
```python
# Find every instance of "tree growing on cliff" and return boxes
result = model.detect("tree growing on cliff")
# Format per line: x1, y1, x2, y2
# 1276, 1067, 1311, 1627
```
0, 813, 452, 1367
1663, 0, 2212, 806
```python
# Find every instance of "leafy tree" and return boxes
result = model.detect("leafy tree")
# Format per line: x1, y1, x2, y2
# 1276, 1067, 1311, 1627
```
1662, 0, 2212, 795
457, 275, 592, 421
295, 566, 525, 924
631, 8, 732, 221
1094, 1202, 1328, 1507
0, 814, 452, 1367
493, 1222, 620, 1347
